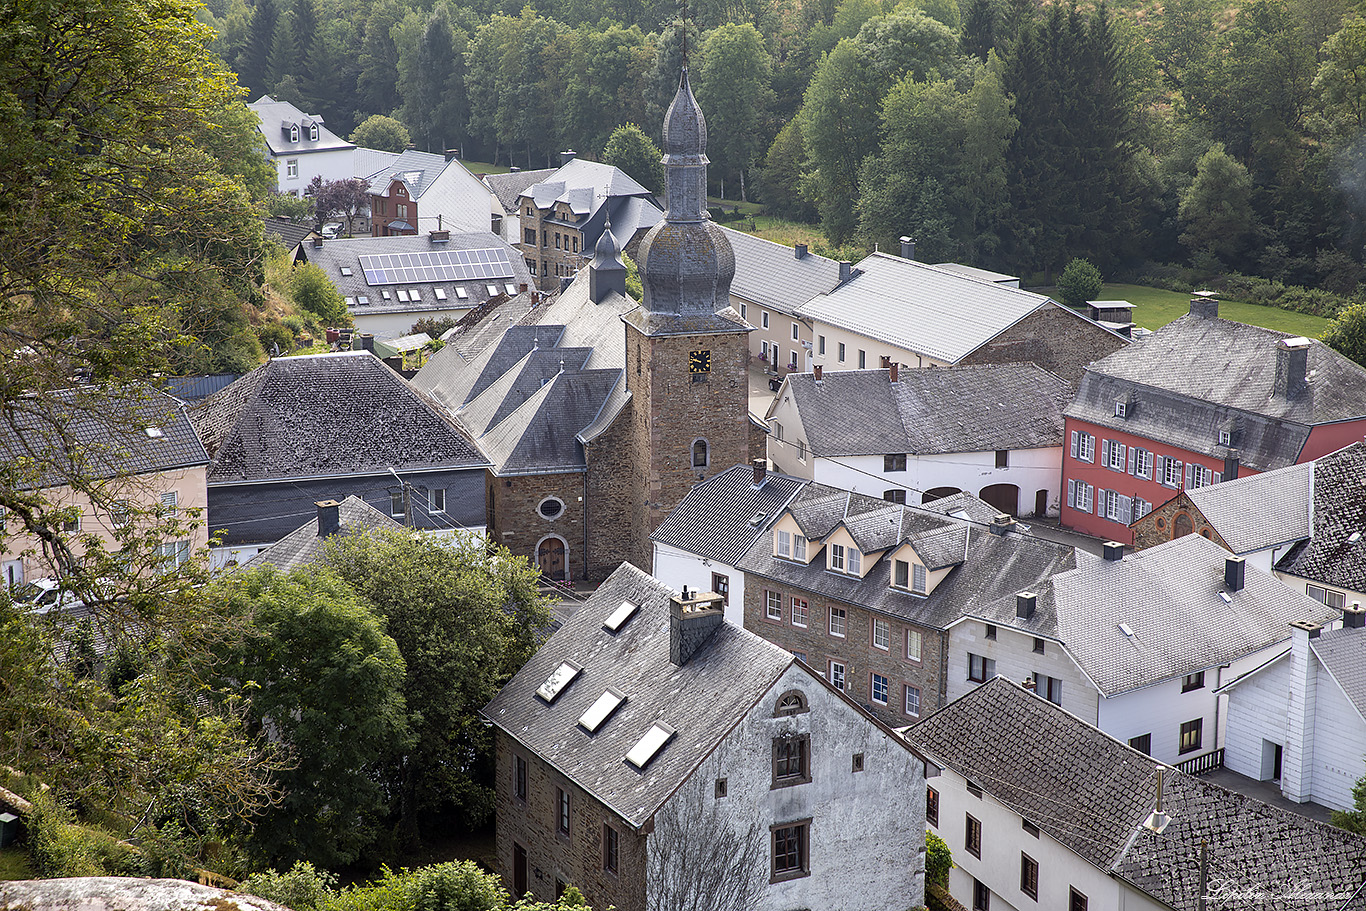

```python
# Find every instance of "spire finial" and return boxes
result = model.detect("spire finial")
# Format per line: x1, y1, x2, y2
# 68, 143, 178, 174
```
680, 0, 689, 68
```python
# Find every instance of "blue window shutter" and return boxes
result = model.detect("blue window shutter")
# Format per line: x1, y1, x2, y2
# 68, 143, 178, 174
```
1070, 430, 1079, 459
1067, 478, 1076, 508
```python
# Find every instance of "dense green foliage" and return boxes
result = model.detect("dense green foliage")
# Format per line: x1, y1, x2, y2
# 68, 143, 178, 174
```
1057, 259, 1105, 309
925, 829, 952, 887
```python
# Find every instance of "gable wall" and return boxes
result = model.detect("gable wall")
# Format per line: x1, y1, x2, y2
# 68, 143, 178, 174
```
488, 469, 587, 582
945, 620, 1100, 725
1224, 657, 1291, 784
957, 305, 1128, 386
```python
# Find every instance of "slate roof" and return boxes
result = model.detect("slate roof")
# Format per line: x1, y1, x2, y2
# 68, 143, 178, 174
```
796, 253, 1059, 363
0, 388, 209, 489
1176, 460, 1314, 555
907, 677, 1366, 911
482, 562, 794, 829
411, 274, 637, 473
1043, 534, 1339, 696
1311, 626, 1366, 719
484, 169, 556, 213
241, 495, 402, 572
247, 96, 353, 156
1067, 313, 1366, 471
931, 263, 1019, 285
363, 149, 457, 199
189, 351, 487, 483
353, 147, 400, 179
719, 227, 842, 316
262, 217, 316, 252
738, 486, 1077, 631
651, 464, 807, 565
517, 159, 663, 255
777, 363, 1071, 458
301, 232, 533, 327
1277, 443, 1366, 592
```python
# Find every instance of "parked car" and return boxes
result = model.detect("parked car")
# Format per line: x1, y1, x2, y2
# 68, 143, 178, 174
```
320, 222, 343, 239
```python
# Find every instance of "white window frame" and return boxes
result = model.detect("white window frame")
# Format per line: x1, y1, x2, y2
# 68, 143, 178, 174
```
792, 322, 800, 341
829, 543, 845, 571
871, 673, 889, 705
286, 158, 299, 179
430, 488, 445, 513
1104, 439, 1126, 471
1308, 584, 1346, 609
777, 529, 792, 558
828, 606, 847, 638
791, 597, 808, 627
766, 590, 783, 620
872, 617, 890, 650
906, 628, 922, 662
1132, 448, 1152, 479
904, 684, 921, 717
793, 535, 807, 560
762, 311, 770, 329
828, 660, 846, 690
912, 563, 927, 594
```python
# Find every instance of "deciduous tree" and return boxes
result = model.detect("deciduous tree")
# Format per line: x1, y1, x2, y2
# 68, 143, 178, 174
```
603, 124, 665, 194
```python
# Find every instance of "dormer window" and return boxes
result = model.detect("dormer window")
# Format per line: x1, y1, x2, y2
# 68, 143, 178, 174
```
830, 544, 861, 574
308, 123, 319, 141
776, 530, 807, 561
1219, 429, 1231, 446
1114, 400, 1127, 418
290, 125, 300, 142
893, 559, 927, 593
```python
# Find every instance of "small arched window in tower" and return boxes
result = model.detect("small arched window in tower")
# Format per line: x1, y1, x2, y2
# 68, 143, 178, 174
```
692, 438, 709, 468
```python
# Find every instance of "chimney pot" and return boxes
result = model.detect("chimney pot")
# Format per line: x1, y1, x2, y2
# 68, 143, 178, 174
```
890, 362, 899, 383
669, 591, 725, 666
753, 458, 767, 486
814, 365, 823, 382
1224, 555, 1245, 592
1292, 618, 1323, 638
794, 243, 808, 259
315, 499, 341, 537
1189, 290, 1219, 319
1344, 604, 1366, 629
519, 282, 528, 293
989, 514, 1015, 536
1016, 591, 1038, 619
1103, 541, 1125, 561
899, 236, 915, 261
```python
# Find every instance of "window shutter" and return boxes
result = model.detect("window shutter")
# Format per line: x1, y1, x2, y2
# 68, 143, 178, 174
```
1154, 455, 1165, 481
1070, 430, 1079, 459
1118, 444, 1127, 466
1184, 462, 1194, 489
1101, 439, 1111, 465
1098, 489, 1108, 517
1127, 447, 1136, 474
1067, 479, 1076, 508
1120, 495, 1132, 524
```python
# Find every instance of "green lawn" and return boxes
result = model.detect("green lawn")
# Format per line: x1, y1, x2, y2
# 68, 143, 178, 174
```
0, 846, 33, 881
457, 159, 510, 176
1101, 283, 1332, 337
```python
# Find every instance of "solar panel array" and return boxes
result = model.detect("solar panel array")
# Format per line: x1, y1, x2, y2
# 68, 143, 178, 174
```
358, 248, 514, 286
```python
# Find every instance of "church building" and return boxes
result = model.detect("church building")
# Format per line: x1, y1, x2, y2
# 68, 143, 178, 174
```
411, 67, 763, 581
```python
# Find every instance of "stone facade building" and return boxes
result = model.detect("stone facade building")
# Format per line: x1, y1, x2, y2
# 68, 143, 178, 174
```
483, 562, 927, 911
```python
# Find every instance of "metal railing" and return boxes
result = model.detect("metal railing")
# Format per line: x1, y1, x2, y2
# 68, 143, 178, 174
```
1176, 747, 1224, 776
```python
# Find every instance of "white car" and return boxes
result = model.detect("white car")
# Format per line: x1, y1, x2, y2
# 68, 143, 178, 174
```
320, 222, 343, 239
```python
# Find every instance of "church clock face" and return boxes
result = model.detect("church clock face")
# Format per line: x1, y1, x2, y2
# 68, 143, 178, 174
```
689, 349, 712, 374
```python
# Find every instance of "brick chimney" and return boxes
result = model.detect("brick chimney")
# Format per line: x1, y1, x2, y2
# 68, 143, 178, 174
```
1189, 290, 1219, 319
669, 589, 725, 666
1275, 337, 1311, 399
899, 236, 915, 261
890, 362, 899, 383
315, 499, 341, 537
813, 365, 823, 383
753, 458, 767, 487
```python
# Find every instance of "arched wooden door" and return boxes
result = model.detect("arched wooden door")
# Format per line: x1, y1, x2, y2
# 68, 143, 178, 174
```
537, 536, 566, 581
979, 483, 1020, 516
922, 486, 961, 504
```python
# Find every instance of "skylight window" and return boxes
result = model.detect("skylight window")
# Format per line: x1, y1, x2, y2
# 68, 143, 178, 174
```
382, 290, 392, 300
409, 288, 421, 301
340, 267, 353, 277
1118, 622, 1135, 637
604, 600, 639, 632
397, 289, 410, 302
625, 722, 675, 769
357, 296, 370, 305
505, 283, 519, 295
487, 284, 499, 296
455, 287, 469, 299
144, 426, 164, 438
579, 688, 626, 733
344, 296, 355, 306
536, 660, 582, 703
434, 287, 447, 301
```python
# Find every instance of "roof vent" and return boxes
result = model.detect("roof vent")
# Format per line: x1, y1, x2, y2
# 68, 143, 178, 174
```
1224, 555, 1245, 592
989, 514, 1015, 536
1142, 767, 1172, 834
1344, 603, 1365, 629
1102, 541, 1124, 561
1016, 591, 1037, 620
748, 512, 767, 527
1119, 622, 1136, 638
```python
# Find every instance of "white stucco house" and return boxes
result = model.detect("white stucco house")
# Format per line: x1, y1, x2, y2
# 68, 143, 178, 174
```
483, 562, 927, 911
766, 363, 1072, 517
1219, 611, 1366, 812
247, 96, 356, 194
907, 676, 1366, 911
945, 534, 1340, 766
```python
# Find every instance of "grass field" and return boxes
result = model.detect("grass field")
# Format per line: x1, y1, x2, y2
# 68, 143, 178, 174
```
458, 159, 510, 175
0, 846, 33, 881
1100, 283, 1332, 337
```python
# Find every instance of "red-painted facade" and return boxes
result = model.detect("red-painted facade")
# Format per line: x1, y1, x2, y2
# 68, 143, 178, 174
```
1061, 415, 1366, 544
369, 180, 418, 236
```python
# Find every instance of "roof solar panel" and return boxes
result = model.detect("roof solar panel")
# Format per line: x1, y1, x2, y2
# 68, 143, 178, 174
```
357, 247, 516, 286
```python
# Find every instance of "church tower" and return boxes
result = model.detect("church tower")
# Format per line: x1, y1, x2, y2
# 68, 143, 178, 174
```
623, 65, 752, 561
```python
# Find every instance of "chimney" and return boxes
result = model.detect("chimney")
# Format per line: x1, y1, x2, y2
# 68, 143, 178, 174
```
1286, 619, 1322, 801
752, 458, 767, 486
560, 149, 577, 166
1189, 290, 1219, 319
880, 355, 891, 368
315, 499, 341, 537
839, 261, 852, 283
1275, 337, 1311, 399
1016, 591, 1037, 620
1102, 541, 1125, 561
1021, 676, 1037, 691
444, 147, 460, 162
795, 243, 808, 259
312, 236, 323, 248
1344, 603, 1366, 629
1224, 555, 1245, 592
360, 333, 375, 353
1223, 451, 1240, 480
989, 513, 1015, 536
384, 354, 405, 373
669, 590, 725, 666
890, 362, 899, 383
813, 365, 823, 383
899, 236, 915, 261
519, 282, 528, 293
429, 229, 450, 243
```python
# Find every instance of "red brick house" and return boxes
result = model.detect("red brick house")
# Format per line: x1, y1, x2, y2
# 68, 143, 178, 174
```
1061, 294, 1366, 544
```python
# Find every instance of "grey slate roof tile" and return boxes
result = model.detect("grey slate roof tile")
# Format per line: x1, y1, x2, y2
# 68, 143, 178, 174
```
482, 562, 793, 829
783, 363, 1071, 457
1049, 534, 1339, 696
248, 96, 353, 155
1276, 443, 1366, 592
484, 169, 557, 212
1310, 626, 1366, 719
1068, 315, 1366, 471
719, 227, 842, 315
362, 149, 457, 198
1, 388, 209, 489
1183, 460, 1313, 554
907, 677, 1366, 911
241, 495, 402, 572
651, 465, 807, 565
189, 352, 487, 482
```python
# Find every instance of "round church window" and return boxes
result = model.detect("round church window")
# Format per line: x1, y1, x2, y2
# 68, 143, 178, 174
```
538, 496, 565, 520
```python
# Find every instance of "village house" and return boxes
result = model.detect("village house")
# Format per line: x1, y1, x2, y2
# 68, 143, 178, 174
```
907, 676, 1366, 911
188, 351, 488, 567
794, 246, 1127, 385
482, 562, 927, 911
0, 389, 210, 587
363, 149, 502, 237
1062, 293, 1366, 544
246, 96, 355, 193
240, 496, 402, 573
765, 362, 1072, 517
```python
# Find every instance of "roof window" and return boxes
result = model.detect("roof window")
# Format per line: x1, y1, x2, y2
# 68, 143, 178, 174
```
357, 295, 370, 305
487, 284, 500, 296
144, 426, 164, 439
625, 722, 675, 769
536, 660, 582, 702
604, 599, 639, 632
434, 287, 447, 301
397, 289, 410, 302
344, 296, 355, 306
381, 290, 391, 300
505, 282, 519, 295
340, 267, 353, 277
579, 688, 627, 733
455, 287, 469, 300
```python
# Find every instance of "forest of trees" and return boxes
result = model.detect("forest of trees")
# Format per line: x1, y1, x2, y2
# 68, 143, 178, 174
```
206, 0, 1366, 287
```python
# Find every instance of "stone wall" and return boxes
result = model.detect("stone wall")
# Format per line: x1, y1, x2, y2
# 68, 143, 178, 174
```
487, 470, 587, 581
494, 731, 648, 911
1130, 492, 1224, 552
959, 306, 1128, 386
